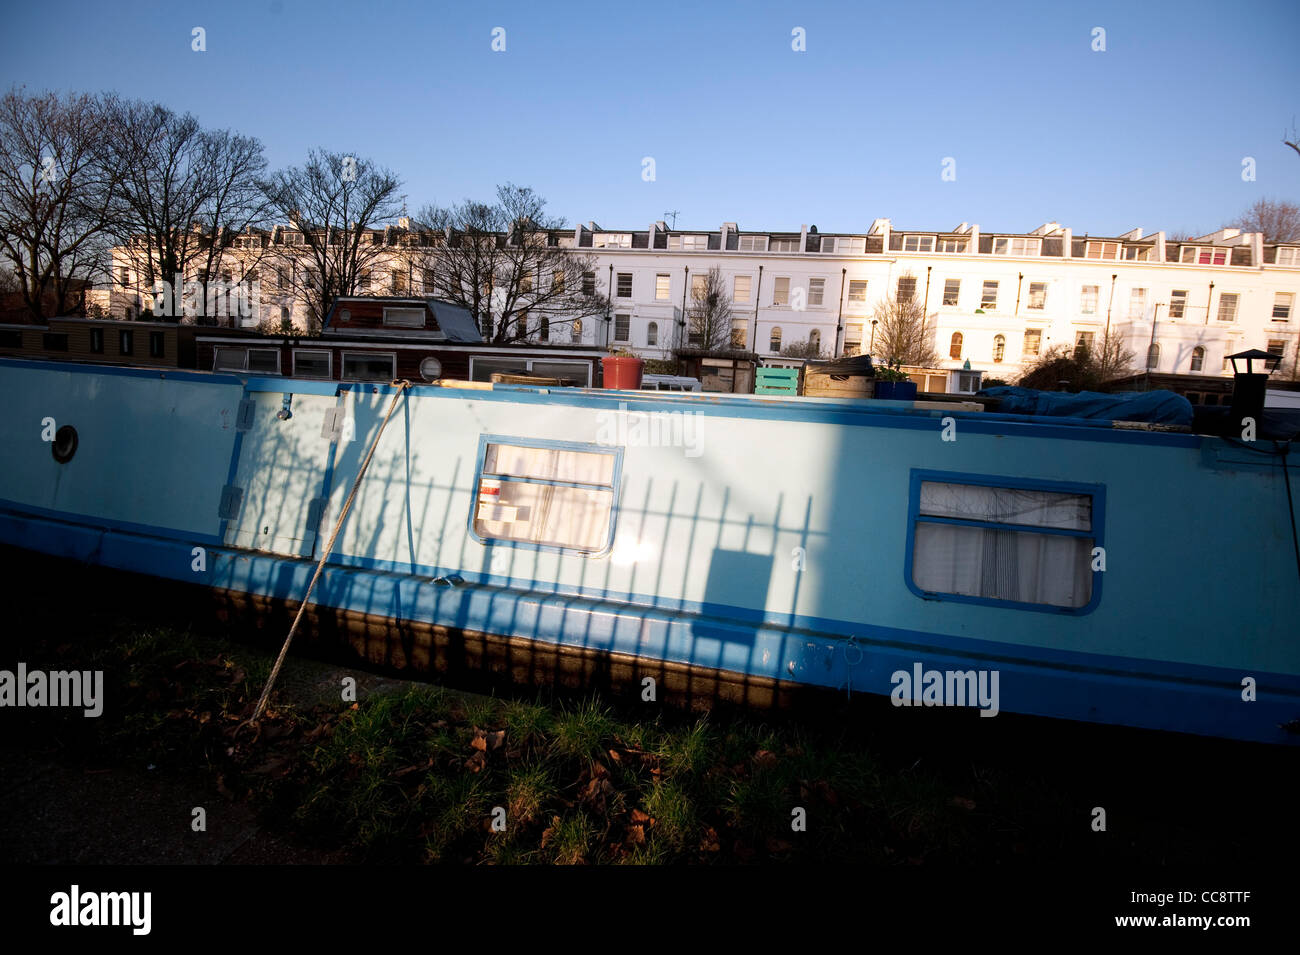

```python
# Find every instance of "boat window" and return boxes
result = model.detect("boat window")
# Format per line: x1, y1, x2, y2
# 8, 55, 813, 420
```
472, 440, 619, 554
909, 476, 1100, 611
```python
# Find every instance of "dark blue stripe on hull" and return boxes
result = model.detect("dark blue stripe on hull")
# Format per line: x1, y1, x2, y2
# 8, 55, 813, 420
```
2, 507, 1296, 746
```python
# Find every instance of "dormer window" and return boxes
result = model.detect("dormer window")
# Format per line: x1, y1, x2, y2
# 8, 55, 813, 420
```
668, 234, 708, 250
1123, 246, 1151, 261
821, 236, 866, 253
1180, 246, 1228, 265
992, 237, 1041, 256
1084, 241, 1119, 260
937, 238, 968, 253
1276, 247, 1299, 266
769, 238, 800, 252
737, 235, 768, 252
902, 235, 935, 252
593, 233, 632, 248
383, 307, 425, 328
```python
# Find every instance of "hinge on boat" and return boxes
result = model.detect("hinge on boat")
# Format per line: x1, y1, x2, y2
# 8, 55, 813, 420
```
218, 485, 244, 520
306, 497, 327, 530
321, 406, 343, 441
235, 398, 256, 432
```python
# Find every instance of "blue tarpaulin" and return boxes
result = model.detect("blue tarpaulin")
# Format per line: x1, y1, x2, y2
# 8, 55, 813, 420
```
977, 386, 1194, 427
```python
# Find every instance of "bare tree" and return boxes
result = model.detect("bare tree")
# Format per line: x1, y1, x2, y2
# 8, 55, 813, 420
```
1230, 197, 1300, 243
1020, 332, 1136, 391
1285, 119, 1299, 161
1090, 328, 1137, 384
780, 339, 827, 359
870, 282, 939, 366
1235, 198, 1300, 241
261, 149, 404, 334
415, 183, 607, 343
98, 96, 270, 320
0, 88, 117, 320
686, 266, 733, 351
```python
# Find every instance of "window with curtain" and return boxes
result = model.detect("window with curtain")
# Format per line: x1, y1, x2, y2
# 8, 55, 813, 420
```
910, 479, 1097, 610
473, 441, 618, 553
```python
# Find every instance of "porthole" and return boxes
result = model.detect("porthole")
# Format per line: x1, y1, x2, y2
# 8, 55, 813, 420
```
52, 425, 78, 463
419, 357, 443, 381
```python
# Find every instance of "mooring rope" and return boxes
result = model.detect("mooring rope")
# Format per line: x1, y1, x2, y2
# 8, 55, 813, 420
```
243, 380, 411, 728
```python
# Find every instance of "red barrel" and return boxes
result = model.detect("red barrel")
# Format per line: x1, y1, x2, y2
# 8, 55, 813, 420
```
601, 356, 644, 390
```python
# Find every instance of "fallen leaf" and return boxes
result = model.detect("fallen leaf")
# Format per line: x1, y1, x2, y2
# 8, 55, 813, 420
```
470, 734, 488, 752
699, 827, 720, 853
626, 824, 646, 845
630, 808, 652, 825
753, 750, 778, 769
486, 730, 506, 752
465, 750, 488, 773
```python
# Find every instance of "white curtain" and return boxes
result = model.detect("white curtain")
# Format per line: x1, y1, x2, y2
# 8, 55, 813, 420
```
913, 482, 1093, 608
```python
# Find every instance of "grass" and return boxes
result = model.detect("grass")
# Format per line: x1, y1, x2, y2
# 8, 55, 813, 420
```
5, 575, 1292, 866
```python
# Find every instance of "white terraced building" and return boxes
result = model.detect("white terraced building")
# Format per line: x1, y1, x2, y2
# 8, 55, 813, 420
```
93, 217, 1300, 388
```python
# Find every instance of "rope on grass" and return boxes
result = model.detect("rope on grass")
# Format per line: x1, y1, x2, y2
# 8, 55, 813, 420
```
243, 380, 411, 729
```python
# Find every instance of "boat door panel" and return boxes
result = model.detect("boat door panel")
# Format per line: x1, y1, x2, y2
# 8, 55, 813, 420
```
224, 391, 335, 557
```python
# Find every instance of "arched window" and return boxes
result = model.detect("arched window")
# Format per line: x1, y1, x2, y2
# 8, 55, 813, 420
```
516, 312, 528, 339
571, 319, 583, 343
809, 329, 821, 351
1146, 342, 1160, 370
280, 306, 291, 334
770, 326, 783, 352
647, 321, 658, 346
949, 331, 963, 360
539, 316, 550, 342
1190, 345, 1204, 372
993, 334, 1005, 362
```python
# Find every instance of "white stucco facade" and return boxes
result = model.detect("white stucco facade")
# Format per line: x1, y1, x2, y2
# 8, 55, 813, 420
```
91, 217, 1300, 384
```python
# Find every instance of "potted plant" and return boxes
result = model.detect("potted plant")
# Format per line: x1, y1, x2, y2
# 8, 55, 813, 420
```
873, 360, 918, 400
602, 347, 645, 390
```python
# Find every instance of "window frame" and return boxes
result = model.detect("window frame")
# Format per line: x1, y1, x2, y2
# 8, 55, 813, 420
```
1216, 292, 1239, 323
992, 237, 1041, 257
901, 235, 935, 253
904, 469, 1105, 616
980, 280, 998, 309
292, 348, 332, 379
1272, 292, 1293, 321
340, 351, 396, 381
941, 279, 961, 307
383, 306, 426, 328
772, 276, 790, 306
616, 273, 633, 298
808, 277, 826, 306
733, 274, 752, 303
654, 273, 671, 300
667, 234, 707, 251
1169, 289, 1188, 319
468, 434, 623, 559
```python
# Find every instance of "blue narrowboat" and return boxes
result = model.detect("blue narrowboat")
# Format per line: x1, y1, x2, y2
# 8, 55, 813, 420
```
1, 356, 1297, 744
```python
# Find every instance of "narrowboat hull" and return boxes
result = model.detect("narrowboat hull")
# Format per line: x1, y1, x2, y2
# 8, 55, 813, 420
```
2, 357, 1297, 744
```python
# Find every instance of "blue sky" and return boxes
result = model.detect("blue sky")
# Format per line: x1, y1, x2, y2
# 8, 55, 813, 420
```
3, 0, 1297, 236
